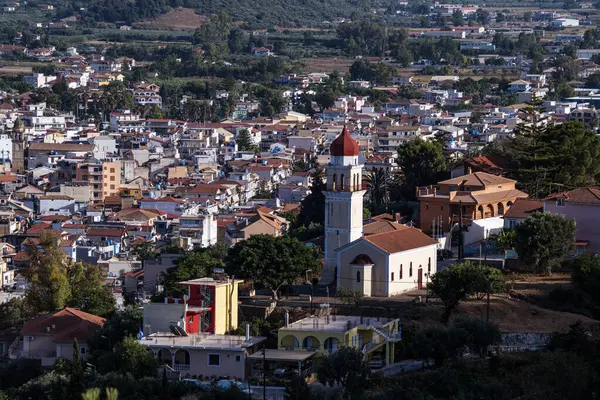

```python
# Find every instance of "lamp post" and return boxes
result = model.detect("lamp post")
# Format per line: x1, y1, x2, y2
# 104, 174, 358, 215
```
100, 335, 112, 351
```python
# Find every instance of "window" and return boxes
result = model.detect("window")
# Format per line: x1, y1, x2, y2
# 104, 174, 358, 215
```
110, 185, 115, 190
110, 176, 115, 181
356, 271, 361, 283
409, 262, 413, 277
332, 174, 337, 191
400, 265, 403, 279
441, 205, 444, 211
340, 174, 345, 190
110, 168, 116, 173
556, 198, 566, 207
428, 258, 431, 273
80, 347, 86, 355
391, 272, 394, 281
235, 355, 241, 362
208, 354, 220, 366
425, 203, 429, 211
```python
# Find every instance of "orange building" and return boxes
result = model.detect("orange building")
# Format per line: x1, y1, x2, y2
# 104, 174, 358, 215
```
417, 172, 528, 234
75, 161, 121, 203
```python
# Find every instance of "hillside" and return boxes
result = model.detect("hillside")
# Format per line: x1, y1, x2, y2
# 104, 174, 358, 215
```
71, 0, 386, 29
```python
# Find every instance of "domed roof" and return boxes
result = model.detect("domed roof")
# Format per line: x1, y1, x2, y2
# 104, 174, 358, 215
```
330, 126, 359, 157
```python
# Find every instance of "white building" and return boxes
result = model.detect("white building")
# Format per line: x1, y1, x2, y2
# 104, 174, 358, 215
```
552, 18, 579, 27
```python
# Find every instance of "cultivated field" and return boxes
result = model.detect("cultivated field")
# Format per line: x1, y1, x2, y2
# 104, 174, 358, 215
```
136, 8, 206, 30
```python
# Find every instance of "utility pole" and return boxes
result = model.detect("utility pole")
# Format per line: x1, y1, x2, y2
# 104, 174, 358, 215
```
262, 346, 267, 400
458, 200, 464, 260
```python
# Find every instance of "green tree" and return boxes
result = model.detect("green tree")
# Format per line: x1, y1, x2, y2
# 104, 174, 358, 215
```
297, 164, 326, 226
453, 316, 501, 358
236, 129, 259, 152
68, 263, 116, 317
365, 168, 390, 214
88, 306, 143, 354
317, 347, 371, 400
0, 297, 27, 331
428, 262, 504, 323
284, 375, 311, 400
414, 324, 467, 367
164, 248, 223, 296
70, 339, 85, 396
131, 241, 157, 261
514, 212, 576, 275
571, 253, 600, 297
452, 9, 465, 26
226, 235, 320, 299
489, 228, 517, 253
397, 138, 446, 200
25, 231, 71, 314
114, 337, 158, 379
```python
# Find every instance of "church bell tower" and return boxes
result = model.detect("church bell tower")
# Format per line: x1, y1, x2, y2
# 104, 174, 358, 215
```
322, 126, 365, 284
11, 117, 25, 174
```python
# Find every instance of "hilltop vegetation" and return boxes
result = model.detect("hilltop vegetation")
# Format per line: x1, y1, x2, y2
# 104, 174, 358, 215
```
56, 0, 390, 28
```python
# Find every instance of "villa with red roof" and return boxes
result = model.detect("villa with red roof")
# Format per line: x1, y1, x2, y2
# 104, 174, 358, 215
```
15, 308, 105, 366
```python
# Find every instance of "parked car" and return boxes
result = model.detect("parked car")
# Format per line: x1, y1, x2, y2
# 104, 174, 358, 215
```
182, 379, 211, 392
216, 380, 254, 395
368, 355, 384, 369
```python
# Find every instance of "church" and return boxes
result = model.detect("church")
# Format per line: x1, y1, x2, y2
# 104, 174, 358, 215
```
321, 127, 438, 297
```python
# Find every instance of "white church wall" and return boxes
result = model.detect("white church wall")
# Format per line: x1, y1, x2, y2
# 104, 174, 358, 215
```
387, 245, 437, 296
337, 241, 388, 297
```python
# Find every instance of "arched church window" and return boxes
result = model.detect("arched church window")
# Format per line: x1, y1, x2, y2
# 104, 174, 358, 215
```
400, 264, 403, 279
356, 271, 361, 283
340, 174, 345, 190
332, 174, 337, 191
409, 262, 413, 277
428, 258, 431, 273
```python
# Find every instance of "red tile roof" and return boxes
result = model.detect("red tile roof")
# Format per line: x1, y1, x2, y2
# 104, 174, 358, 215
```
545, 187, 600, 204
363, 226, 437, 254
503, 198, 543, 219
21, 307, 105, 343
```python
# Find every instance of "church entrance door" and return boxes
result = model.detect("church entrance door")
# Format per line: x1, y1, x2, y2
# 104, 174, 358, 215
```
417, 268, 423, 289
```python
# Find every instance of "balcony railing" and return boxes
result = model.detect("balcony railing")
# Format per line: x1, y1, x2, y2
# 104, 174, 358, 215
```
173, 364, 190, 372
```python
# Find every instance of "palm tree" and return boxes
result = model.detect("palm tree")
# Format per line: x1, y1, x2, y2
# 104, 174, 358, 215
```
365, 168, 390, 214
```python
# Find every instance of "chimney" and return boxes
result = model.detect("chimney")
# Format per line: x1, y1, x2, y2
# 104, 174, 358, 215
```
284, 311, 289, 327
245, 323, 250, 341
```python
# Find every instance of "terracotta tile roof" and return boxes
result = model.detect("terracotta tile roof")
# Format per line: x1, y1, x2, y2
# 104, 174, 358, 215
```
363, 220, 405, 235
281, 203, 301, 212
465, 155, 508, 174
439, 172, 515, 187
13, 251, 30, 262
0, 174, 19, 183
545, 187, 600, 204
363, 226, 437, 254
21, 307, 105, 343
26, 222, 52, 234
503, 198, 543, 219
86, 228, 126, 237
39, 215, 70, 222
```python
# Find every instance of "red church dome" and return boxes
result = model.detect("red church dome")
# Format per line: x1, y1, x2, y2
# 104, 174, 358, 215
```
330, 126, 359, 157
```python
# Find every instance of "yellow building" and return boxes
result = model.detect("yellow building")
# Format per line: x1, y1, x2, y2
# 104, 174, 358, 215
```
277, 314, 401, 366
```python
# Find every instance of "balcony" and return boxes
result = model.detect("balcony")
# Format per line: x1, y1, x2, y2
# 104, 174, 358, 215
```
173, 364, 190, 372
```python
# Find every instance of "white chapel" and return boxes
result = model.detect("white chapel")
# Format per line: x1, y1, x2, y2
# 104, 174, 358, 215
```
322, 127, 439, 297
